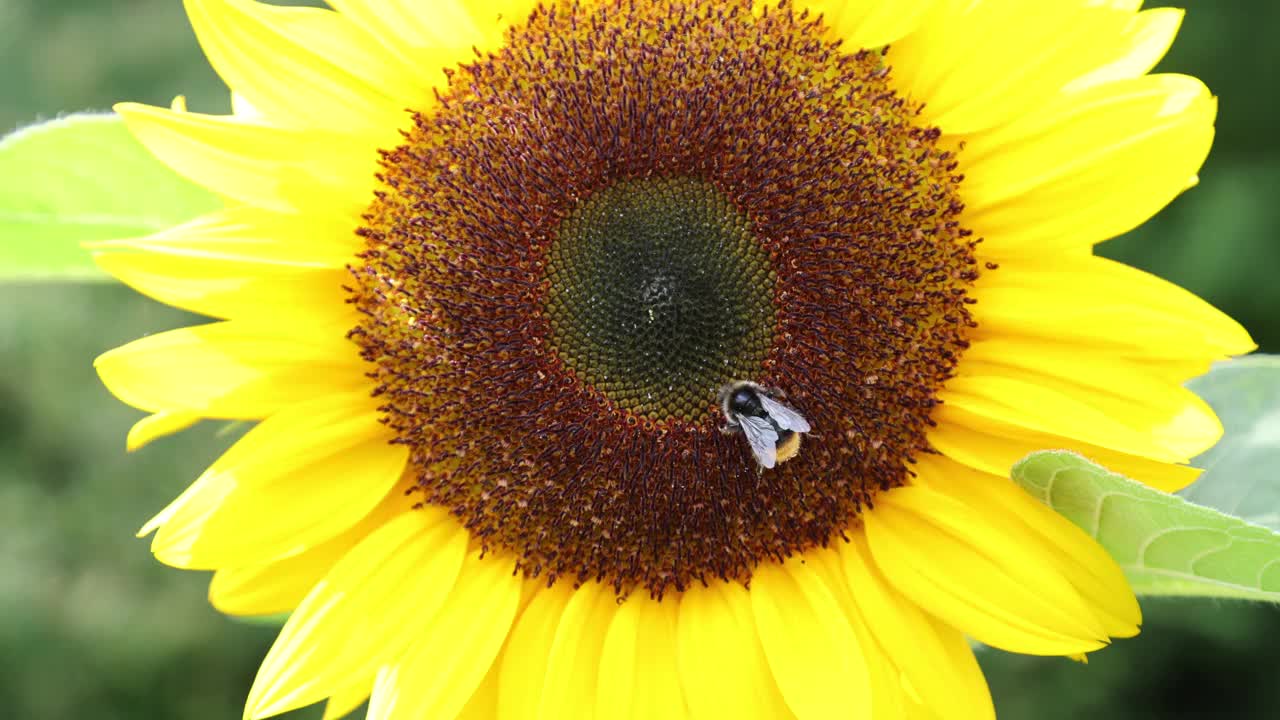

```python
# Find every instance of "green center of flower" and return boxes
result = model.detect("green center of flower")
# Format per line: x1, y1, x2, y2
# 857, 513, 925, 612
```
349, 0, 979, 595
545, 177, 775, 421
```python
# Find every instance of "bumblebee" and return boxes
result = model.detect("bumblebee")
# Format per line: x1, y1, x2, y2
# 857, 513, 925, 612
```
718, 381, 811, 469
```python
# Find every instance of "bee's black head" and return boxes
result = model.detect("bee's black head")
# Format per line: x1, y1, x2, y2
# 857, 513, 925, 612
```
723, 382, 766, 418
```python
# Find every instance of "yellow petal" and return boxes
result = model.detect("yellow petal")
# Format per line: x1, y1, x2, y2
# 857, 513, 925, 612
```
137, 466, 234, 539
959, 336, 1224, 459
838, 533, 994, 720
970, 254, 1254, 360
323, 676, 373, 720
889, 0, 1132, 134
458, 0, 542, 44
324, 0, 522, 63
916, 615, 994, 720
210, 538, 346, 617
366, 551, 521, 720
95, 252, 348, 325
596, 592, 688, 720
497, 582, 574, 720
245, 508, 469, 719
152, 393, 406, 568
366, 669, 397, 720
209, 476, 411, 616
126, 410, 200, 451
911, 454, 1141, 639
327, 0, 483, 49
1065, 8, 1183, 92
956, 365, 1220, 462
864, 485, 1109, 656
95, 320, 366, 419
677, 581, 796, 720
455, 640, 503, 720
751, 557, 872, 720
114, 102, 375, 216
939, 374, 1193, 463
796, 547, 910, 720
230, 91, 264, 120
184, 0, 422, 137
87, 205, 361, 270
536, 581, 618, 720
962, 74, 1215, 253
805, 0, 936, 49
930, 403, 1203, 494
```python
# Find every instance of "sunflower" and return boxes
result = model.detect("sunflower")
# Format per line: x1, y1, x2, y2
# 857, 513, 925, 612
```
92, 0, 1253, 717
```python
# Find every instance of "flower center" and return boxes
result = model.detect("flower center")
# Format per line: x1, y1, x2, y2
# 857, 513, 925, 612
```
546, 177, 775, 421
349, 0, 979, 595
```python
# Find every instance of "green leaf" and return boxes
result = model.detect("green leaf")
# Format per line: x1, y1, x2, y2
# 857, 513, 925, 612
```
0, 113, 219, 280
1013, 450, 1280, 602
1183, 355, 1280, 530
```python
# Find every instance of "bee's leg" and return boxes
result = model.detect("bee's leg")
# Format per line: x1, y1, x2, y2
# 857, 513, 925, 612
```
719, 423, 739, 435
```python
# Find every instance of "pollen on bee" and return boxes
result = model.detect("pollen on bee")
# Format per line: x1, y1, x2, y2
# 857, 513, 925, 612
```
776, 432, 803, 464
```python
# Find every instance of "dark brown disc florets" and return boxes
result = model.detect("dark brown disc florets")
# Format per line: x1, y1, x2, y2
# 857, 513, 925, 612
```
350, 0, 979, 594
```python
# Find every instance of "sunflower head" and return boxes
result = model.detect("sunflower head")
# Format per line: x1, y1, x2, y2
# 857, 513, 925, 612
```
90, 0, 1257, 718
350, 0, 978, 593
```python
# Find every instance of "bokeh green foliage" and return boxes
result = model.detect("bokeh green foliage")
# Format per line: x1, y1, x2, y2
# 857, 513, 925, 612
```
2, 1, 1279, 719
0, 115, 221, 278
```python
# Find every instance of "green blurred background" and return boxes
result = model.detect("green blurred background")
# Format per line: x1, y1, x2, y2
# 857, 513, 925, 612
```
2, 1, 1278, 718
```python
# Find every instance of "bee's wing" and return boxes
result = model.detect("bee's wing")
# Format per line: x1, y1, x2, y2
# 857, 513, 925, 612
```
737, 414, 779, 468
759, 394, 811, 433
